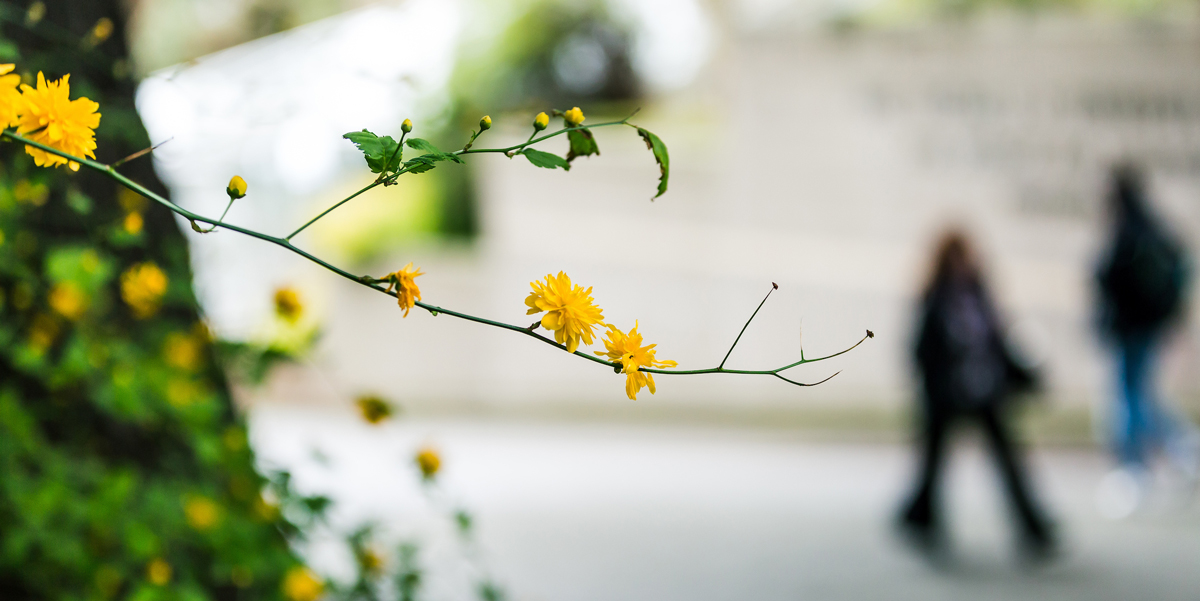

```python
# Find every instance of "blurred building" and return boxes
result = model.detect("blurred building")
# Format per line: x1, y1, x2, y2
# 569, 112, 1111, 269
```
137, 0, 1200, 428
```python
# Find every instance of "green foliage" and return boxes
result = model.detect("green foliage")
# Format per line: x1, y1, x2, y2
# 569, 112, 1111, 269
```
405, 138, 465, 164
634, 127, 670, 199
522, 148, 569, 170
565, 128, 600, 164
344, 129, 403, 174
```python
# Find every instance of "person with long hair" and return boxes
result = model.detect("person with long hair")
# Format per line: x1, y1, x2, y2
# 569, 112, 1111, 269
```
898, 230, 1057, 561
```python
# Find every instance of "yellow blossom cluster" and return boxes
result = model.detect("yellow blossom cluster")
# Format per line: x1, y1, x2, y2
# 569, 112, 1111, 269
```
120, 262, 168, 319
415, 446, 441, 480
524, 272, 675, 400
0, 65, 102, 171
378, 260, 676, 400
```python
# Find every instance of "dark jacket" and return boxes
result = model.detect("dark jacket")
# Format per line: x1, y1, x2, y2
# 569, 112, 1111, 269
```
1096, 215, 1188, 337
915, 277, 1036, 411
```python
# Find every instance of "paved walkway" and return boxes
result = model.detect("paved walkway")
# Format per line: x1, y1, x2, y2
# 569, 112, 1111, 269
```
249, 406, 1200, 601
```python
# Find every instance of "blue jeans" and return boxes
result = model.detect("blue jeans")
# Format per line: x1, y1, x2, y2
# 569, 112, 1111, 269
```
1114, 332, 1196, 469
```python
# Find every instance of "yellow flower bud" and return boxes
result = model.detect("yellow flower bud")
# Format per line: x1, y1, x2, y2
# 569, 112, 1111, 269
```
415, 446, 441, 480
533, 112, 549, 131
401, 118, 412, 133
479, 115, 492, 131
226, 175, 247, 199
563, 107, 585, 127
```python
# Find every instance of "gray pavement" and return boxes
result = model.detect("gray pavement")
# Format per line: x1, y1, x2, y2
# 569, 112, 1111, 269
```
249, 405, 1200, 601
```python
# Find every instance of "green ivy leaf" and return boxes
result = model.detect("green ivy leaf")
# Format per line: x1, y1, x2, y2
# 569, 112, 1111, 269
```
565, 129, 599, 164
522, 148, 569, 170
406, 138, 464, 163
635, 127, 670, 199
343, 129, 402, 174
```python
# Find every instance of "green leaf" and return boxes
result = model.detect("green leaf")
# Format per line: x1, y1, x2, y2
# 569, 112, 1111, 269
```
344, 129, 402, 174
406, 138, 464, 163
522, 148, 569, 170
566, 129, 600, 164
635, 127, 670, 199
402, 157, 438, 174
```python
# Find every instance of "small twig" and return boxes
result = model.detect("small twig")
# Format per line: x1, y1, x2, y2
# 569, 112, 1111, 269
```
112, 137, 173, 167
718, 282, 778, 369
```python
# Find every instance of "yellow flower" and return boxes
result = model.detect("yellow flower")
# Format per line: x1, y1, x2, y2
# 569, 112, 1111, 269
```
163, 331, 202, 371
356, 395, 394, 425
479, 115, 492, 130
282, 567, 323, 601
0, 64, 22, 127
533, 111, 549, 131
48, 282, 87, 320
120, 262, 168, 318
274, 287, 303, 323
13, 179, 48, 206
16, 72, 101, 171
524, 272, 604, 353
383, 262, 424, 317
415, 446, 440, 480
146, 558, 172, 586
595, 321, 678, 400
227, 175, 247, 199
89, 18, 113, 44
401, 118, 412, 133
123, 211, 143, 234
185, 496, 220, 530
563, 107, 585, 127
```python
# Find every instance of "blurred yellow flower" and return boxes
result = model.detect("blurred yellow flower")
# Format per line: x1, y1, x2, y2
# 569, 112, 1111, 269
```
563, 107, 585, 127
360, 548, 384, 575
166, 378, 201, 407
415, 446, 440, 480
13, 179, 48, 206
227, 175, 247, 199
525, 272, 603, 353
282, 567, 323, 601
185, 496, 220, 530
383, 262, 424, 317
123, 211, 143, 235
90, 18, 113, 44
0, 64, 22, 127
16, 72, 101, 171
274, 287, 303, 323
356, 395, 394, 425
163, 331, 202, 371
120, 262, 167, 318
595, 321, 678, 400
479, 115, 492, 130
48, 282, 86, 320
533, 111, 549, 131
146, 558, 172, 586
27, 313, 58, 352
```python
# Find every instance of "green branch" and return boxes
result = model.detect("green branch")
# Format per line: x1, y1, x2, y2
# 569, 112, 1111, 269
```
0, 129, 868, 389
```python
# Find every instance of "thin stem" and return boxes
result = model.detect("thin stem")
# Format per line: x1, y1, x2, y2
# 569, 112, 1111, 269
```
198, 197, 235, 233
0, 129, 868, 393
285, 180, 382, 240
718, 283, 777, 369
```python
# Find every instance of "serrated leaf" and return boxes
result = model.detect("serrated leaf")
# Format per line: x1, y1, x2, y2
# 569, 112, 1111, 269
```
406, 138, 464, 163
522, 148, 569, 170
344, 129, 402, 174
565, 129, 599, 164
635, 127, 670, 199
402, 157, 437, 174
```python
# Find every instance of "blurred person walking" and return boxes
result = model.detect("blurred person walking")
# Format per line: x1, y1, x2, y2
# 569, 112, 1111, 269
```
897, 231, 1057, 561
1094, 164, 1199, 515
